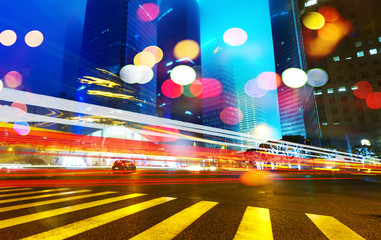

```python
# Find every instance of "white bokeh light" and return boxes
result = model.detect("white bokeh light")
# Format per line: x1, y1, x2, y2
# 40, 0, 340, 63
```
0, 80, 3, 92
307, 68, 329, 87
282, 68, 308, 88
25, 30, 44, 47
0, 30, 17, 46
170, 65, 196, 85
137, 65, 154, 84
223, 28, 248, 46
119, 65, 142, 84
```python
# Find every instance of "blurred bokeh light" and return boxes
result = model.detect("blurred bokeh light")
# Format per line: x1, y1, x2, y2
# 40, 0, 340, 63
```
245, 78, 268, 98
137, 65, 154, 84
143, 45, 163, 63
353, 81, 373, 99
137, 3, 160, 22
170, 65, 196, 85
11, 102, 27, 116
223, 28, 247, 46
318, 22, 341, 41
282, 68, 308, 88
239, 171, 273, 186
307, 68, 329, 87
366, 92, 381, 109
189, 79, 203, 97
0, 30, 17, 46
134, 51, 156, 68
119, 64, 142, 84
318, 6, 340, 22
220, 107, 243, 125
24, 30, 44, 47
197, 78, 223, 98
4, 71, 23, 88
174, 40, 200, 60
161, 79, 183, 98
257, 72, 282, 90
303, 12, 325, 30
13, 121, 30, 136
0, 80, 3, 92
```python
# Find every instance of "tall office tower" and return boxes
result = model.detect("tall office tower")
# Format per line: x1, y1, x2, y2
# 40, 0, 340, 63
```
126, 0, 158, 116
303, 0, 381, 152
156, 0, 203, 124
77, 0, 139, 111
201, 60, 240, 150
269, 0, 322, 146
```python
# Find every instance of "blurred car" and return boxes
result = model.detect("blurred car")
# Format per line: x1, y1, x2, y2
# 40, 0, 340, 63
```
112, 160, 136, 172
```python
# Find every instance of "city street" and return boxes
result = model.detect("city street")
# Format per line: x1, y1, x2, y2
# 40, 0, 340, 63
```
0, 168, 380, 239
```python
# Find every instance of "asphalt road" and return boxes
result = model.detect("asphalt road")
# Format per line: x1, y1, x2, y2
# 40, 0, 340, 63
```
0, 168, 380, 240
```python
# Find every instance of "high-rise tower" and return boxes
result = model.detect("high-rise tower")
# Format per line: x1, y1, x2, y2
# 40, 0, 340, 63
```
269, 0, 321, 146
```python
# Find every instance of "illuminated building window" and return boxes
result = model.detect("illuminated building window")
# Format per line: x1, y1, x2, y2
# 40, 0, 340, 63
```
351, 85, 358, 90
369, 48, 377, 55
357, 51, 364, 57
322, 122, 328, 126
379, 37, 381, 42
345, 56, 352, 60
355, 41, 362, 47
338, 86, 346, 92
327, 88, 334, 94
333, 56, 340, 62
314, 89, 322, 95
305, 0, 317, 7
333, 122, 340, 125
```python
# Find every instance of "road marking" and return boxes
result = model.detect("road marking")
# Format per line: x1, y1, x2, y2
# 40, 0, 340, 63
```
0, 188, 70, 198
0, 188, 33, 194
0, 190, 94, 212
130, 200, 218, 240
234, 206, 274, 240
0, 189, 91, 204
306, 213, 366, 240
22, 197, 176, 240
0, 192, 144, 229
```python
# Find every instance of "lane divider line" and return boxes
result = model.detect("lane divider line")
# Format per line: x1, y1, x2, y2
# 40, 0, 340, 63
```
306, 213, 366, 240
0, 189, 91, 204
130, 200, 218, 240
234, 206, 274, 240
0, 188, 70, 198
22, 196, 176, 240
0, 188, 34, 194
0, 190, 94, 212
0, 192, 143, 229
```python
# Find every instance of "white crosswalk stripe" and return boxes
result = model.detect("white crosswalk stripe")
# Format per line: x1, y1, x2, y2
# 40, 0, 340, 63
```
0, 187, 370, 240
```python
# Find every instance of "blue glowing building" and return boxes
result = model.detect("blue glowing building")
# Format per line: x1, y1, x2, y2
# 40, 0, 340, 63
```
156, 0, 203, 124
269, 0, 321, 146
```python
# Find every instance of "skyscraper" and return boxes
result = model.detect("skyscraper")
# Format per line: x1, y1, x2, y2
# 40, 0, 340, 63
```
77, 0, 139, 111
269, 0, 322, 146
302, 0, 381, 152
156, 0, 203, 124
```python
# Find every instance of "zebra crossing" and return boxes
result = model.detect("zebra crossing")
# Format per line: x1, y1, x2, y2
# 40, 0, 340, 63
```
0, 187, 370, 240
